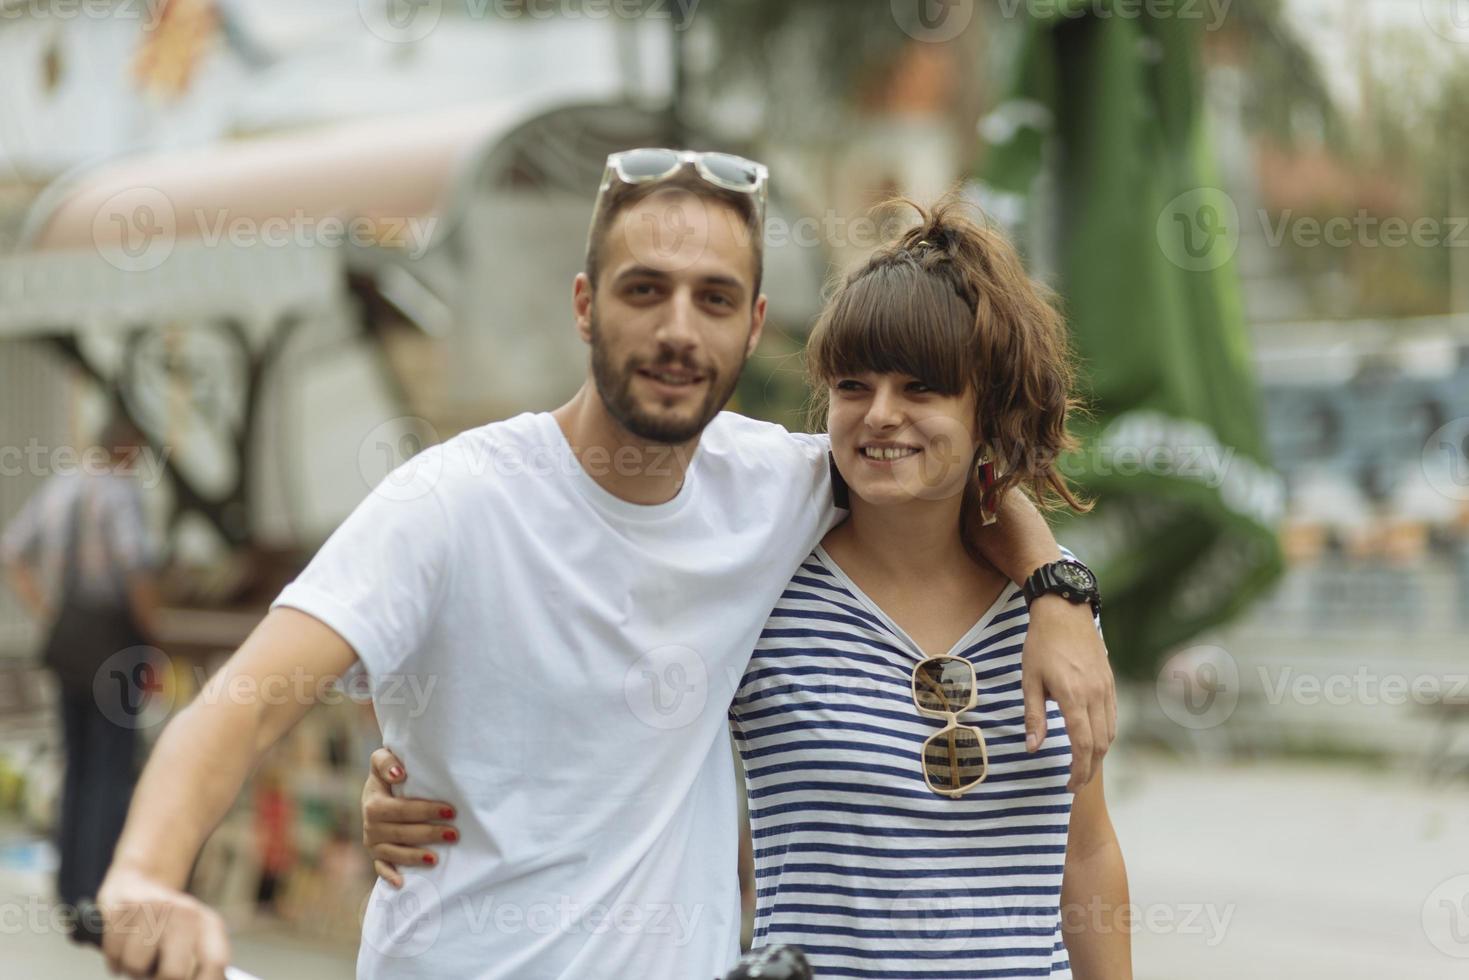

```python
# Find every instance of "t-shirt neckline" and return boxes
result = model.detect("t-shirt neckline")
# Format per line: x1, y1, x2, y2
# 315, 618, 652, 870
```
812, 543, 1017, 661
538, 411, 702, 523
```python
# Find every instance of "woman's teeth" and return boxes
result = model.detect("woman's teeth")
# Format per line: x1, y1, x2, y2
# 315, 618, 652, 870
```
862, 446, 920, 461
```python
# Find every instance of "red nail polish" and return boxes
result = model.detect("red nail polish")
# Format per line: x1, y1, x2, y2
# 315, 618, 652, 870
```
443, 830, 458, 842
423, 854, 436, 866
440, 807, 455, 819
388, 766, 404, 780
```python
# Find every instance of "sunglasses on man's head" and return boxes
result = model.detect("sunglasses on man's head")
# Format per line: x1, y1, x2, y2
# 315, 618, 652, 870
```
595, 148, 769, 229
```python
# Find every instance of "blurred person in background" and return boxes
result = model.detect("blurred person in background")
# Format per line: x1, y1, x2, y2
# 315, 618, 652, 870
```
363, 200, 1130, 978
1, 412, 162, 912
90, 153, 1114, 980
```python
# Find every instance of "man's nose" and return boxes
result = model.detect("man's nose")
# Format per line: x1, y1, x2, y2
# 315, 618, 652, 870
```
653, 290, 698, 353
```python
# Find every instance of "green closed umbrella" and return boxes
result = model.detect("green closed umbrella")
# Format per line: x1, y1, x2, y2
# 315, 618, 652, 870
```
984, 2, 1284, 678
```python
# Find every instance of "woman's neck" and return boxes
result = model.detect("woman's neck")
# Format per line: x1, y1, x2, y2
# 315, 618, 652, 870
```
827, 495, 977, 583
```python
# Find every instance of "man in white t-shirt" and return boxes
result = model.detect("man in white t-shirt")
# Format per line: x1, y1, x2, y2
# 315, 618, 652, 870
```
95, 151, 1115, 979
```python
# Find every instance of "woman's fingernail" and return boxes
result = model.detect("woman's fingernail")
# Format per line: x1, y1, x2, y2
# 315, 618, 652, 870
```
388, 766, 404, 780
443, 830, 458, 843
439, 807, 455, 820
423, 854, 436, 866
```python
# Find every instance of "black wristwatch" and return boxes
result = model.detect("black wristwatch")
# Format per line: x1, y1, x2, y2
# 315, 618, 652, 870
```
1022, 558, 1101, 616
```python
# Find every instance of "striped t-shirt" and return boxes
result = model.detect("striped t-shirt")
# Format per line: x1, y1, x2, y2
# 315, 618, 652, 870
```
729, 546, 1077, 979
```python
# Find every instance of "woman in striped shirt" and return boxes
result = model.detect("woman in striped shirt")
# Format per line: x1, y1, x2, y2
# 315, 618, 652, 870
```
362, 199, 1131, 978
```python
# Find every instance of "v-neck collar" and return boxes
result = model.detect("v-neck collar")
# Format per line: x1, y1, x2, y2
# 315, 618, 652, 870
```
812, 543, 1016, 662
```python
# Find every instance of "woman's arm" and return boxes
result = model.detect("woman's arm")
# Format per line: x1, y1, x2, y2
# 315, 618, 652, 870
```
1060, 761, 1133, 979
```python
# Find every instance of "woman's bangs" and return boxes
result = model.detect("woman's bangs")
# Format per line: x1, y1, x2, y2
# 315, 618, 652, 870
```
812, 265, 972, 396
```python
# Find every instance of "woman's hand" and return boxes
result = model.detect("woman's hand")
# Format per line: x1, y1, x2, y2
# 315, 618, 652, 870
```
361, 747, 459, 888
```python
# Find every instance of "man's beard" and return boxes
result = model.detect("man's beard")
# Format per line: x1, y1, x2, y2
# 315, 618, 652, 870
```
589, 311, 747, 445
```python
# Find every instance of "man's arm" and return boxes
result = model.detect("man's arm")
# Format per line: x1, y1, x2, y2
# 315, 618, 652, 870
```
125, 572, 163, 643
3, 561, 49, 621
969, 491, 1117, 792
96, 607, 357, 979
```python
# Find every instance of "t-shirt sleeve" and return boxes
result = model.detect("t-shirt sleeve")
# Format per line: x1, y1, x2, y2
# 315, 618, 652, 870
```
780, 429, 845, 539
270, 451, 454, 679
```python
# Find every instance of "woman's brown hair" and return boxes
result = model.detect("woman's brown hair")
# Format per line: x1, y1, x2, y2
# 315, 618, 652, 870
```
806, 195, 1091, 548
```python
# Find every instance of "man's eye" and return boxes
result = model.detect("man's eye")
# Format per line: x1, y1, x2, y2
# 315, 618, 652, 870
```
628, 283, 658, 297
705, 293, 733, 307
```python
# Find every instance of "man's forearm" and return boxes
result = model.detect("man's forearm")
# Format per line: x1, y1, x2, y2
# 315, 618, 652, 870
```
110, 692, 272, 888
4, 562, 49, 620
971, 491, 1062, 584
109, 609, 355, 890
126, 573, 163, 642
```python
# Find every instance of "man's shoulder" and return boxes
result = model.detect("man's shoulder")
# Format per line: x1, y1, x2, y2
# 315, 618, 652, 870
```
373, 412, 553, 507
702, 411, 829, 462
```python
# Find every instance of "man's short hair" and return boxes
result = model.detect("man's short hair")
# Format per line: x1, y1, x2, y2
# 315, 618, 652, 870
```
584, 166, 765, 302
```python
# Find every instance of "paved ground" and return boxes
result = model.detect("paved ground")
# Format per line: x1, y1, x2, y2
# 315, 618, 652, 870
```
1107, 753, 1469, 979
4, 751, 1466, 978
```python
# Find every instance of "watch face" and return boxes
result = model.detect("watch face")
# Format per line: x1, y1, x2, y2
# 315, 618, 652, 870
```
1056, 562, 1095, 592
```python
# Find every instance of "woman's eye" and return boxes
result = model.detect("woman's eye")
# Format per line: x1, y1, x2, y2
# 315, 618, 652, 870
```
835, 380, 862, 391
907, 382, 933, 393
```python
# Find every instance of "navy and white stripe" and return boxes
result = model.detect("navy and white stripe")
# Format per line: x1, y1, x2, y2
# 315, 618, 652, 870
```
729, 546, 1076, 979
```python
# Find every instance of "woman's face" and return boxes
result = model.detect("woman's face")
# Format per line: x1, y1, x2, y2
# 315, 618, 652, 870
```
827, 371, 980, 507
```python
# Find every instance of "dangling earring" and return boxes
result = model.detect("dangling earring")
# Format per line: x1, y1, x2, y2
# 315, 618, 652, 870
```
976, 449, 999, 525
829, 451, 851, 509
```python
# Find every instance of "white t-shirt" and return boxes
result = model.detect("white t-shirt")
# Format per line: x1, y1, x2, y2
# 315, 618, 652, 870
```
271, 410, 839, 979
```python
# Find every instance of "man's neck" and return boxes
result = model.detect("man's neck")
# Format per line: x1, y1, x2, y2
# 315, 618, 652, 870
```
551, 384, 700, 506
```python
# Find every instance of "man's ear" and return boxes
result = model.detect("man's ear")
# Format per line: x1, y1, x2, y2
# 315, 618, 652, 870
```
573, 272, 594, 344
744, 293, 768, 358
